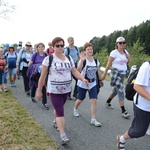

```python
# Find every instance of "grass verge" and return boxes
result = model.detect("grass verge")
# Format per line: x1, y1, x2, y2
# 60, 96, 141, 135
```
0, 90, 58, 150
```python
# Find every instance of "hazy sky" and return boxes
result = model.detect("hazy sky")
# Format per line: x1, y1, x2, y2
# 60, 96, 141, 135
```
0, 0, 150, 47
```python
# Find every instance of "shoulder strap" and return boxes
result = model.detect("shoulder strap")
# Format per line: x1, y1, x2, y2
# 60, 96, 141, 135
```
94, 58, 98, 66
67, 47, 70, 55
32, 52, 38, 63
74, 46, 79, 55
65, 54, 71, 62
82, 59, 86, 70
48, 55, 53, 70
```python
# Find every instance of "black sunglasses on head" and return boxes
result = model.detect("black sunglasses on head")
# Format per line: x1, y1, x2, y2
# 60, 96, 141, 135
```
55, 44, 64, 48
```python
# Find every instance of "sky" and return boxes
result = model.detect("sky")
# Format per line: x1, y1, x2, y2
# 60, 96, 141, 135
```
0, 0, 150, 47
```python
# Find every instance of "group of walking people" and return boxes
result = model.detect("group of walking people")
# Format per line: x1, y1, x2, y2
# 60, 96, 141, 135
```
1, 36, 150, 149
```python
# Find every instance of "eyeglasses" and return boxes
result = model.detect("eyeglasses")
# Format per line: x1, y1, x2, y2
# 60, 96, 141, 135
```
118, 42, 126, 45
55, 44, 64, 48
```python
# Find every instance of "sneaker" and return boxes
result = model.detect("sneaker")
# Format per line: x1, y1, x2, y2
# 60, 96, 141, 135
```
9, 83, 13, 87
11, 82, 16, 87
3, 88, 8, 92
26, 91, 30, 96
53, 121, 59, 131
68, 96, 72, 100
106, 103, 113, 109
42, 104, 49, 110
91, 119, 101, 127
122, 111, 130, 119
31, 98, 36, 103
117, 135, 125, 150
0, 88, 2, 92
73, 108, 79, 117
73, 94, 77, 99
61, 136, 70, 145
146, 125, 150, 136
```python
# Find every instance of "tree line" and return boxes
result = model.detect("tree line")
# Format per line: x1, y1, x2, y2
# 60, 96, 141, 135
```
89, 20, 150, 55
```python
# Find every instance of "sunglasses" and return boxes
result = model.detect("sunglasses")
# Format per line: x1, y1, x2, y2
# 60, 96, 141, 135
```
55, 44, 64, 48
118, 42, 126, 45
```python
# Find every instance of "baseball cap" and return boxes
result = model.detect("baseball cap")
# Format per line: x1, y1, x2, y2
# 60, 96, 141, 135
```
5, 43, 10, 48
116, 37, 125, 43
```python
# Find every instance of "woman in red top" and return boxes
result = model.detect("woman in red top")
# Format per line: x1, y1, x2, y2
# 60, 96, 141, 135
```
0, 48, 8, 92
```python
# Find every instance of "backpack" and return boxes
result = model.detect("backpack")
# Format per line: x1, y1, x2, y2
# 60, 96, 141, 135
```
82, 58, 101, 94
66, 46, 79, 56
45, 54, 71, 86
125, 60, 150, 104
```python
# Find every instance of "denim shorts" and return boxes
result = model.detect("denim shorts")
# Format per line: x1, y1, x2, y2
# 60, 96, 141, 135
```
8, 68, 16, 76
77, 85, 97, 100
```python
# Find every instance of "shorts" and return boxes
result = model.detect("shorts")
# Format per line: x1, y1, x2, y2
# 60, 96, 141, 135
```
77, 85, 97, 100
8, 68, 17, 76
128, 104, 150, 138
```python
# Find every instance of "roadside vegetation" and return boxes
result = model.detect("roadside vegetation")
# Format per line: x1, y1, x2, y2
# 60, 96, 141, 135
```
0, 90, 58, 150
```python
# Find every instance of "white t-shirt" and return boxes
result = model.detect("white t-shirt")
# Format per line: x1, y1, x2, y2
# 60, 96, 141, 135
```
134, 61, 150, 112
110, 49, 128, 74
23, 53, 32, 67
77, 58, 100, 89
42, 54, 74, 94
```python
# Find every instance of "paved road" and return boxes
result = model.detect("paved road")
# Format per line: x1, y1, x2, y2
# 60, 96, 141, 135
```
9, 77, 149, 150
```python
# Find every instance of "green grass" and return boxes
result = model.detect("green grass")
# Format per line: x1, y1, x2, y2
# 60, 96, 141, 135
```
0, 90, 58, 150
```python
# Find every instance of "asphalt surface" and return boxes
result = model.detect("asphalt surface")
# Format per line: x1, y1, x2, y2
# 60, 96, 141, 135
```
9, 77, 150, 150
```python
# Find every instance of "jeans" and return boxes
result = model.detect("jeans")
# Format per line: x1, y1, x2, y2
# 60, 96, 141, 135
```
0, 70, 7, 84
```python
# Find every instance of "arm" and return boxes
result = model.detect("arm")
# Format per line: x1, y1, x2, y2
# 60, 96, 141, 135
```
36, 65, 48, 100
71, 67, 88, 87
77, 59, 84, 72
134, 84, 150, 102
101, 56, 114, 80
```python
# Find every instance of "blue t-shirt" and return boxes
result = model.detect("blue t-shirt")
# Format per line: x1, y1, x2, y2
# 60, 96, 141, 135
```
6, 52, 17, 68
64, 46, 80, 64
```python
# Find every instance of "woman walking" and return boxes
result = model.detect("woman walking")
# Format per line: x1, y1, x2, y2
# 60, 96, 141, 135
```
16, 42, 33, 96
101, 37, 130, 118
36, 37, 88, 144
73, 42, 103, 127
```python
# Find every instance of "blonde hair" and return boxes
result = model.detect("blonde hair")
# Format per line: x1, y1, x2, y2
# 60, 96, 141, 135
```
67, 37, 74, 42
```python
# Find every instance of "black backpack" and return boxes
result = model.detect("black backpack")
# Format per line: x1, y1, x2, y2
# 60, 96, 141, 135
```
125, 60, 150, 104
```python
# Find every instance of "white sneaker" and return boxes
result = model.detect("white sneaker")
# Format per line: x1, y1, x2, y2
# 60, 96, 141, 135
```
91, 119, 101, 127
106, 103, 113, 109
73, 108, 79, 117
146, 125, 150, 136
122, 111, 130, 119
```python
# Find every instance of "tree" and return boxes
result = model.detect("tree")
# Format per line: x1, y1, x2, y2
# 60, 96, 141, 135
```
0, 0, 15, 20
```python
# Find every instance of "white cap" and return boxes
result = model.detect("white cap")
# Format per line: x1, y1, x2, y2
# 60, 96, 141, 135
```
116, 37, 125, 43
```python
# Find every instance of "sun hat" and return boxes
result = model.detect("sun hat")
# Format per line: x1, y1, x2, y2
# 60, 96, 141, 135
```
25, 41, 32, 46
116, 37, 125, 43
